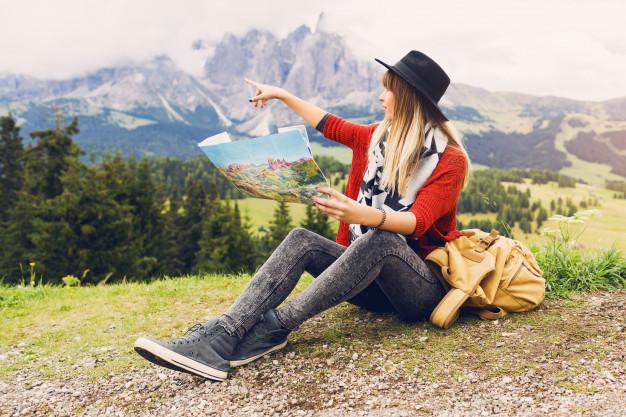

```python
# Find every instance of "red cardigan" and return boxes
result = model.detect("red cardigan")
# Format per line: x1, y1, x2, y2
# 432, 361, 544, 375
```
321, 113, 466, 259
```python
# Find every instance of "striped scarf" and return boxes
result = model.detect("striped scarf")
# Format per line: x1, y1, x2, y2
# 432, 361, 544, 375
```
348, 124, 448, 244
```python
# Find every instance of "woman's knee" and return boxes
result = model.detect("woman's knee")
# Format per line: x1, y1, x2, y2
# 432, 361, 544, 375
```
355, 229, 405, 249
285, 226, 317, 243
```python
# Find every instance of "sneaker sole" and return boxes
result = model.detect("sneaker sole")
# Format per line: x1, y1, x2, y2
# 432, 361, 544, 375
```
134, 344, 196, 377
229, 340, 288, 367
134, 337, 228, 381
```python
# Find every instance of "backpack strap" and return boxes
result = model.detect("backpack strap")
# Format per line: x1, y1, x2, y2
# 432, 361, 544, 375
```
475, 229, 500, 253
430, 288, 469, 329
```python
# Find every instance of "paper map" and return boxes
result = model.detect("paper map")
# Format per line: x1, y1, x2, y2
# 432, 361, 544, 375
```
198, 126, 330, 204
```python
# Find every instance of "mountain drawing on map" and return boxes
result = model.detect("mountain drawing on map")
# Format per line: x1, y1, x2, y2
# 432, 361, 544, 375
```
198, 126, 330, 204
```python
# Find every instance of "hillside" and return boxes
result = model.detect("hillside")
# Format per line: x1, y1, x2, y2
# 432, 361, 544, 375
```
1, 276, 624, 416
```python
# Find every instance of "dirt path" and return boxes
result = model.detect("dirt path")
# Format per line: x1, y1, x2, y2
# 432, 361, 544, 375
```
1, 291, 624, 417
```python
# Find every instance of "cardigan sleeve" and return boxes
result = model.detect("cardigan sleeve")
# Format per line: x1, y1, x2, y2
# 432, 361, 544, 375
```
405, 152, 467, 240
315, 112, 331, 132
317, 113, 377, 150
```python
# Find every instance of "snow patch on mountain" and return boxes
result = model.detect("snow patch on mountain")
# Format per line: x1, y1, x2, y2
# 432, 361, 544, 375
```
193, 85, 233, 126
158, 94, 188, 124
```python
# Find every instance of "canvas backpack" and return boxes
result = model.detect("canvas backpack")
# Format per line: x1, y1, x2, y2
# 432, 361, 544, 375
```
425, 228, 545, 329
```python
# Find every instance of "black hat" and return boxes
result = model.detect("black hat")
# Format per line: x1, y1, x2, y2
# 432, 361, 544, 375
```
375, 50, 450, 121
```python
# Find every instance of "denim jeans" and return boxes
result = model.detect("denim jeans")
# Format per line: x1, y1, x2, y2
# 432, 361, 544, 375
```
219, 227, 446, 339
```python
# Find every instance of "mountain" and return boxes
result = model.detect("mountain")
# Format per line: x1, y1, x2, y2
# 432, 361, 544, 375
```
1, 18, 624, 183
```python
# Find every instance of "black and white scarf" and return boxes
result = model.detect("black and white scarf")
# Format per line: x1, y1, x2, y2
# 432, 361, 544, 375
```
348, 124, 448, 244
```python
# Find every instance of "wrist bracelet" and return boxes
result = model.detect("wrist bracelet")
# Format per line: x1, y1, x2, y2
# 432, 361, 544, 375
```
373, 208, 386, 229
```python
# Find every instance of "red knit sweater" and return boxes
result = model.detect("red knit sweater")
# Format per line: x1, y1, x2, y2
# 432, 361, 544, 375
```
321, 113, 466, 259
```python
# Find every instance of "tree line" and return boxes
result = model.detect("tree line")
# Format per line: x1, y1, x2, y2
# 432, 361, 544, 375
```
456, 168, 596, 236
0, 114, 333, 285
0, 113, 604, 285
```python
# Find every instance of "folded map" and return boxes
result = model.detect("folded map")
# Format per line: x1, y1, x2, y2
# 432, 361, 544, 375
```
198, 125, 330, 204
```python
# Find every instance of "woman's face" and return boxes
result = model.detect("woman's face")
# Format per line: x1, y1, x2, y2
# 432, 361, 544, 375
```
379, 86, 395, 120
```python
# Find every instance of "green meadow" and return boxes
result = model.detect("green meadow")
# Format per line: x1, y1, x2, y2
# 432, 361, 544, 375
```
238, 165, 626, 253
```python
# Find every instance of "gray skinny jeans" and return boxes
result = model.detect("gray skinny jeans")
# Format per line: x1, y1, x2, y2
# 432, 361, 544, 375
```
219, 227, 446, 339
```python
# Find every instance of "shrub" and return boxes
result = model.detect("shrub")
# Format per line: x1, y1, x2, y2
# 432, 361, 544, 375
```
535, 209, 626, 296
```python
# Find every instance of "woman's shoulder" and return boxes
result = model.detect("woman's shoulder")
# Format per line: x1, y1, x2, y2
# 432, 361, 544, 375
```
441, 144, 467, 163
436, 144, 469, 178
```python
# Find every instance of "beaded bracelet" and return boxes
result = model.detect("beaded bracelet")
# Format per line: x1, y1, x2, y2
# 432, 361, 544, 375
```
373, 208, 387, 229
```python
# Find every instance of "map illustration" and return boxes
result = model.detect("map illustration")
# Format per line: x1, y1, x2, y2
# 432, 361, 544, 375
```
198, 126, 330, 204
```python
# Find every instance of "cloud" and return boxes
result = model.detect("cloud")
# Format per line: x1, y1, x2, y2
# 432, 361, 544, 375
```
1, 0, 626, 100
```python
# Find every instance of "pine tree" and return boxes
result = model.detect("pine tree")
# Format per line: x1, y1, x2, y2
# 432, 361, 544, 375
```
301, 204, 317, 231
194, 198, 257, 273
126, 158, 170, 278
268, 201, 293, 250
536, 207, 548, 230
27, 116, 82, 199
300, 204, 335, 241
29, 161, 137, 283
176, 176, 206, 272
0, 114, 24, 222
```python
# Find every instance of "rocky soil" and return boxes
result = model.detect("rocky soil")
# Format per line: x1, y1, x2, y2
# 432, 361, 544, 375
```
1, 291, 624, 417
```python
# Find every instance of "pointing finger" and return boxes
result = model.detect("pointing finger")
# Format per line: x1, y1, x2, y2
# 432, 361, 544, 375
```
244, 78, 259, 88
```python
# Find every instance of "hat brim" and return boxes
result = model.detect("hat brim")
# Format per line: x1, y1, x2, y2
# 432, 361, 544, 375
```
375, 58, 449, 122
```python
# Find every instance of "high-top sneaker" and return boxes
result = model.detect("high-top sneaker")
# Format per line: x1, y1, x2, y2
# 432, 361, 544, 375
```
134, 319, 239, 381
229, 309, 291, 367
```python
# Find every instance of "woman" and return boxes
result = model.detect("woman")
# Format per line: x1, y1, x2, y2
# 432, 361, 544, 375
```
134, 50, 470, 381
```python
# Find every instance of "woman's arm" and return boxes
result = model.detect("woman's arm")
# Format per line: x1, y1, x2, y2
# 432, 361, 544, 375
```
312, 186, 417, 234
312, 152, 467, 237
245, 78, 326, 129
245, 78, 375, 149
280, 90, 328, 128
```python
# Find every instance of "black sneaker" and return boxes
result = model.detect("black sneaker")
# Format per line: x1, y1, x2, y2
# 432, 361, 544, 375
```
133, 318, 219, 377
134, 318, 238, 381
229, 309, 291, 367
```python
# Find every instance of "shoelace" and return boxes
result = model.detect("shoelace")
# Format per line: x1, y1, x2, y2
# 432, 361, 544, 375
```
184, 323, 204, 336
173, 322, 224, 344
167, 323, 205, 344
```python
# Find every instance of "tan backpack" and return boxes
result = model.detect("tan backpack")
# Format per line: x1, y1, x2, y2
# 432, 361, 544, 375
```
425, 229, 545, 329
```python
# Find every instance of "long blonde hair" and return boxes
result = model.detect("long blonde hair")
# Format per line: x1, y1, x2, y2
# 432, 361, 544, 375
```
368, 70, 471, 197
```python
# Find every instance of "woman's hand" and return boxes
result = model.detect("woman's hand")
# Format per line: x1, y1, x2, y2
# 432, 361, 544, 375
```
245, 78, 286, 108
313, 186, 378, 225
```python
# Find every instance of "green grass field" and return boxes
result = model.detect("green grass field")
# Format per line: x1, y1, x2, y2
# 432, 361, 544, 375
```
237, 176, 626, 253
311, 142, 352, 165
1, 271, 623, 383
0, 274, 311, 379
500, 179, 626, 252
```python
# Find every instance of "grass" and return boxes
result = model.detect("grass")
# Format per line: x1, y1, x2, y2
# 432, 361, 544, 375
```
236, 198, 308, 230
1, 237, 624, 382
492, 179, 626, 252
0, 273, 315, 379
311, 142, 352, 165
535, 244, 626, 296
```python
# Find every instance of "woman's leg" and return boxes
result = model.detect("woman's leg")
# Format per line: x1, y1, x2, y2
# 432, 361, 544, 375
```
218, 227, 346, 339
276, 229, 446, 331
345, 281, 396, 313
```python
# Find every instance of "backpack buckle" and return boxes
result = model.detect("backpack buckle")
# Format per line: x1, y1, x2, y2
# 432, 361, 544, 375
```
476, 229, 500, 252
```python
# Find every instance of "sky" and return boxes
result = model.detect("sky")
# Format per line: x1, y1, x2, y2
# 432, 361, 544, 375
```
2, 0, 626, 101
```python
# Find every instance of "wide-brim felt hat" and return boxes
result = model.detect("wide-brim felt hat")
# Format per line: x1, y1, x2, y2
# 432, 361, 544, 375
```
375, 50, 450, 121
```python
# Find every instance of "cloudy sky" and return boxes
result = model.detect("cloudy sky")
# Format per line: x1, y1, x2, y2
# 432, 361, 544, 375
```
2, 0, 625, 101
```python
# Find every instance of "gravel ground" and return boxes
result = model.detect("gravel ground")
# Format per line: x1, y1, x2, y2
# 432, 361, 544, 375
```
1, 291, 624, 417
